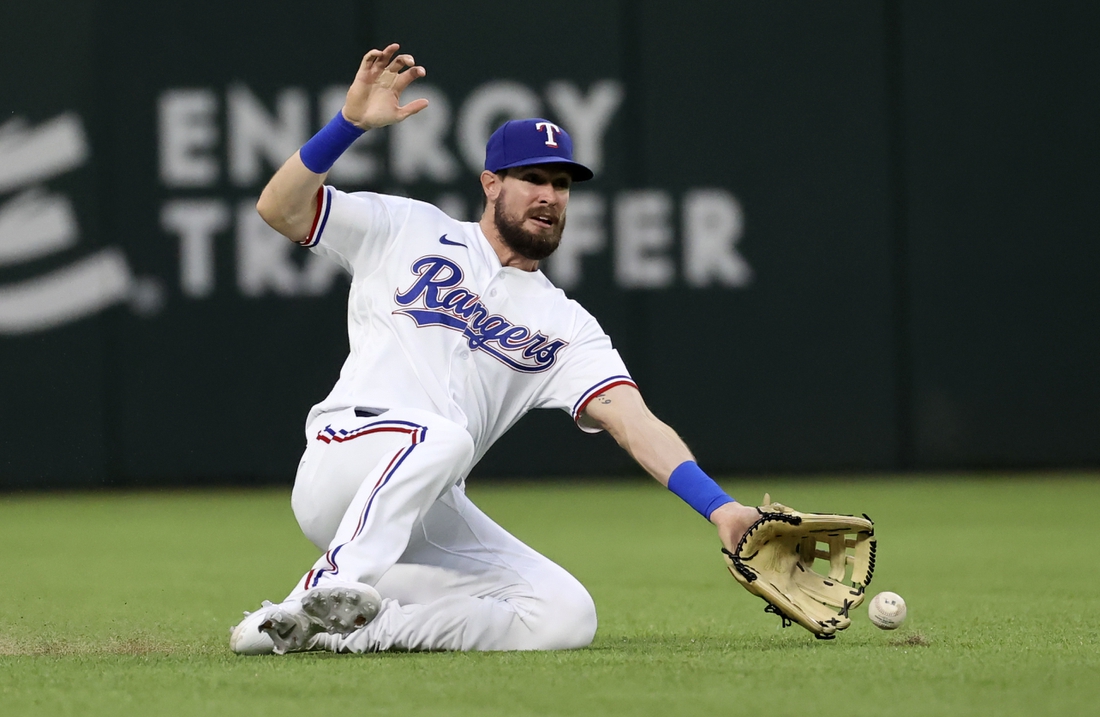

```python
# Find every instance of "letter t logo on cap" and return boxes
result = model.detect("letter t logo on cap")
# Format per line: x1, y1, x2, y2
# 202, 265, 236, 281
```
535, 121, 562, 147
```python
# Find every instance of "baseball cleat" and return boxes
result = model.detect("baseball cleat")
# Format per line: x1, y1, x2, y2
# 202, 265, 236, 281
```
229, 602, 340, 656
230, 601, 279, 655
233, 583, 381, 655
300, 584, 380, 632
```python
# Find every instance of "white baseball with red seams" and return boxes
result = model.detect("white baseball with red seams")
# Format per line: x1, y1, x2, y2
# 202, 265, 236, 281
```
280, 187, 634, 651
867, 591, 908, 630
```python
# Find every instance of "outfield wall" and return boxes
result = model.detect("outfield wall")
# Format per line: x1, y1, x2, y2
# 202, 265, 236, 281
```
1, 1, 1097, 488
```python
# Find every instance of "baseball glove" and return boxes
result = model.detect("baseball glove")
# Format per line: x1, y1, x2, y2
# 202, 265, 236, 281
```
723, 495, 876, 639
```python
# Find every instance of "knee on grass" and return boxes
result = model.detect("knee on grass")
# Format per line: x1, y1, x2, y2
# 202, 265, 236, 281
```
517, 582, 598, 651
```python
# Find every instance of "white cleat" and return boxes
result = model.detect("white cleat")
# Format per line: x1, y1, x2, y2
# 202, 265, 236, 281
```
230, 601, 279, 655
230, 583, 381, 656
300, 583, 382, 635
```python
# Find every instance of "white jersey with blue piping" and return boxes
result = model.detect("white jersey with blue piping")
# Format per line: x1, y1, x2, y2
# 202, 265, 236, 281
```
300, 186, 635, 462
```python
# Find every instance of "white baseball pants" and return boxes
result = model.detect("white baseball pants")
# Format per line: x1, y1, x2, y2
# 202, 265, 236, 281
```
288, 407, 597, 652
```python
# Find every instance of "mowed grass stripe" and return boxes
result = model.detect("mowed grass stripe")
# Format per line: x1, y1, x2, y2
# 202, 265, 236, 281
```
1, 475, 1097, 717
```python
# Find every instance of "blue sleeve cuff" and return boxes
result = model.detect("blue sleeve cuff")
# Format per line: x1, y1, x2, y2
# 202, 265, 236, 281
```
667, 461, 734, 520
300, 112, 366, 174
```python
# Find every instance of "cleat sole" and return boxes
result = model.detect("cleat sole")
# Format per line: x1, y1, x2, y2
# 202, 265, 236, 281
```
300, 583, 381, 636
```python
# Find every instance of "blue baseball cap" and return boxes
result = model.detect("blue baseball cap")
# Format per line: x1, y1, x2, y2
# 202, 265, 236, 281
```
484, 118, 594, 181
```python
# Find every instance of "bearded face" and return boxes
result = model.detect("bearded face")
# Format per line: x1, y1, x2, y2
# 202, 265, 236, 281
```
493, 185, 567, 262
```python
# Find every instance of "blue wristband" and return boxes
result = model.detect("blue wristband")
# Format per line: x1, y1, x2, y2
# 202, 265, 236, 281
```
299, 112, 366, 174
667, 461, 734, 520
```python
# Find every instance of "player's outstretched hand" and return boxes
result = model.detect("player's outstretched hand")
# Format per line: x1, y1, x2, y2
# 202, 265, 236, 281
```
721, 498, 876, 639
709, 501, 762, 554
342, 43, 429, 130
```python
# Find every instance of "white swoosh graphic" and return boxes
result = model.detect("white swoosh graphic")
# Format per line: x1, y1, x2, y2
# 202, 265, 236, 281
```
0, 114, 89, 194
0, 248, 132, 334
0, 189, 79, 266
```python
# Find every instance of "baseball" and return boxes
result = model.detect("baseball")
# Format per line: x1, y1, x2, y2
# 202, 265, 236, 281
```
867, 591, 907, 630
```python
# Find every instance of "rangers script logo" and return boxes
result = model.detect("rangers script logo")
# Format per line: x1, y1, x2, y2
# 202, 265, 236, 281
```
393, 256, 567, 373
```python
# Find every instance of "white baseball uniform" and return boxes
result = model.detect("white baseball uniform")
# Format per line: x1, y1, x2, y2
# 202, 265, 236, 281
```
285, 186, 636, 651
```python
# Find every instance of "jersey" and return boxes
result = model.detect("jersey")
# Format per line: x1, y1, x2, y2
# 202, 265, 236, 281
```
299, 186, 636, 463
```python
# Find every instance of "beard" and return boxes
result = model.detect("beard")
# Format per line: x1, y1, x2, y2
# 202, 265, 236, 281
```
494, 193, 566, 262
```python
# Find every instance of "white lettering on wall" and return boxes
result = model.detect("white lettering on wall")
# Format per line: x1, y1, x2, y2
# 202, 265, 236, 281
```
228, 85, 309, 188
154, 81, 753, 298
0, 113, 89, 193
161, 199, 229, 298
614, 190, 675, 289
158, 89, 219, 188
456, 81, 542, 173
0, 189, 79, 265
683, 189, 752, 288
235, 201, 345, 297
0, 112, 146, 333
391, 84, 460, 183
545, 81, 624, 174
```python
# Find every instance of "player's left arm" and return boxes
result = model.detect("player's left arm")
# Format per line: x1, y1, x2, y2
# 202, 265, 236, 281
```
582, 384, 760, 549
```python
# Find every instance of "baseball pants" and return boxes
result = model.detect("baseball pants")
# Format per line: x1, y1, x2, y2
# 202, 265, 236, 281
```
287, 406, 597, 652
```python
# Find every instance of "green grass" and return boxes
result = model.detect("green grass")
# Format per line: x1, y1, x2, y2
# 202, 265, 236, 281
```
1, 474, 1098, 716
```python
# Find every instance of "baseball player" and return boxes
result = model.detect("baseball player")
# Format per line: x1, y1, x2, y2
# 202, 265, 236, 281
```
230, 44, 761, 655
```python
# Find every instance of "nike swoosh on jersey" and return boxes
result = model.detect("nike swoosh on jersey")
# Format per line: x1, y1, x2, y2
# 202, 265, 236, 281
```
438, 234, 467, 247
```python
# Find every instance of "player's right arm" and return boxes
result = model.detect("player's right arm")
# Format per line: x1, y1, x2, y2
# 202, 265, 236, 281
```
256, 44, 428, 242
583, 384, 761, 551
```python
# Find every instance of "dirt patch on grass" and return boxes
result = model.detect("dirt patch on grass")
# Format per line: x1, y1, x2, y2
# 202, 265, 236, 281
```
0, 634, 179, 657
888, 631, 931, 647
